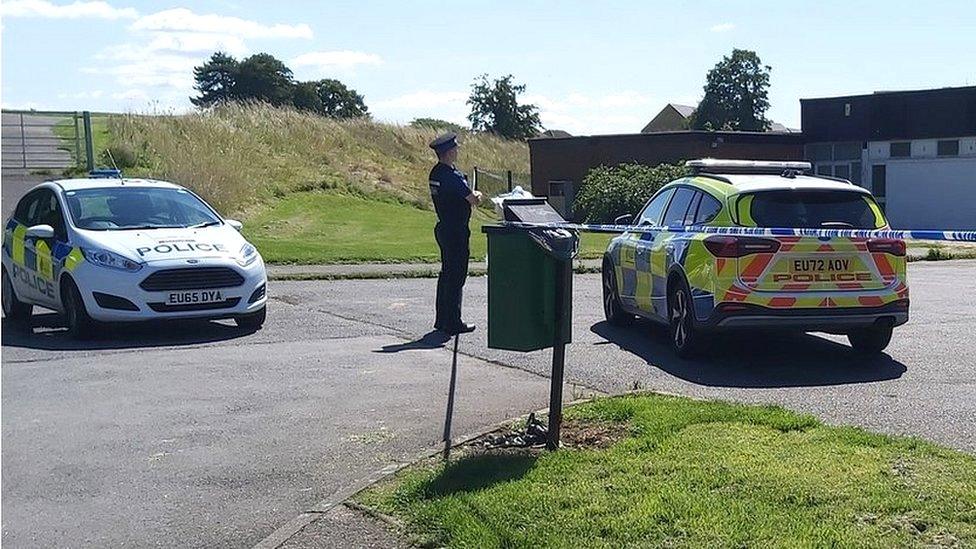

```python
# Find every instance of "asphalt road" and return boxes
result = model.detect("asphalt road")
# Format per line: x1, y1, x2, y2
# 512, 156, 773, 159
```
3, 261, 975, 547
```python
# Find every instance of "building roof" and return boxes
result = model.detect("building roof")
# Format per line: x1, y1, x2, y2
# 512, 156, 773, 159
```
52, 178, 181, 191
671, 104, 696, 118
538, 129, 573, 138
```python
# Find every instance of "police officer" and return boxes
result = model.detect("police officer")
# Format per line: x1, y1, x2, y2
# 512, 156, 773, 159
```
429, 132, 482, 335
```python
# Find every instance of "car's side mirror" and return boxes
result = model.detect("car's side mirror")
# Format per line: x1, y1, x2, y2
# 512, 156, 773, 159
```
225, 219, 243, 232
25, 224, 55, 239
614, 214, 634, 225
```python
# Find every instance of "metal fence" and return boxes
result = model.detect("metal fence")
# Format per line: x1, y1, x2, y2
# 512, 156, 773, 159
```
1, 110, 94, 171
470, 166, 532, 197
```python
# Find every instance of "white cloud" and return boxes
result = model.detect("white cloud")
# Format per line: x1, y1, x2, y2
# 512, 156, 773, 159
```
710, 22, 735, 32
373, 90, 466, 110
1, 0, 137, 19
111, 89, 148, 100
57, 90, 104, 99
130, 8, 312, 39
145, 32, 248, 56
290, 50, 382, 71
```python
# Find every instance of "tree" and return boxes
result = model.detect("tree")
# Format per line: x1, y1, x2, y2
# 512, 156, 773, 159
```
690, 49, 771, 131
191, 52, 239, 107
311, 79, 368, 119
234, 53, 294, 106
467, 74, 541, 140
292, 81, 324, 113
409, 118, 465, 133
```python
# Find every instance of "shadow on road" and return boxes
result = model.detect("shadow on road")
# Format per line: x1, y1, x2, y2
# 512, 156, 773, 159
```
2, 312, 254, 352
374, 330, 452, 353
591, 320, 907, 388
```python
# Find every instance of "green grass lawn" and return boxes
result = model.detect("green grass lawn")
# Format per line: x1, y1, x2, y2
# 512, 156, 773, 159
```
243, 190, 611, 264
357, 394, 976, 548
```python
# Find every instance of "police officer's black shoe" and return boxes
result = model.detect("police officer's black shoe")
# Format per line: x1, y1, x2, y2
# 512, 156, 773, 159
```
444, 322, 476, 335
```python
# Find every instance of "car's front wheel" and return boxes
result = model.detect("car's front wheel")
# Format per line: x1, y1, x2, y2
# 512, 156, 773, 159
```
848, 323, 893, 355
2, 267, 32, 327
668, 279, 702, 358
62, 278, 97, 339
602, 259, 632, 326
235, 306, 266, 331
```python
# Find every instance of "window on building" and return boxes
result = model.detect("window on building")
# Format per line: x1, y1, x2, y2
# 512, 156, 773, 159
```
937, 139, 960, 157
817, 165, 832, 176
871, 165, 886, 199
807, 143, 832, 162
833, 142, 861, 161
834, 164, 850, 180
890, 142, 911, 158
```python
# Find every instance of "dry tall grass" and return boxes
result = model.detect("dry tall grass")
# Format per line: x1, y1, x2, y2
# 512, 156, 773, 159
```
109, 103, 530, 215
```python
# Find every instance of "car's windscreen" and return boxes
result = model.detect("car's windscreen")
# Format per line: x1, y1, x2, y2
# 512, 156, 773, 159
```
743, 190, 885, 229
64, 187, 221, 230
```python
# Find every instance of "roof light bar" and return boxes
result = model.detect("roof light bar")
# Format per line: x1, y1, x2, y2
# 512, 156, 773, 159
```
686, 158, 812, 174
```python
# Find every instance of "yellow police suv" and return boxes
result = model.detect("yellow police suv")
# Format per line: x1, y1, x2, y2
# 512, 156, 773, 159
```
2, 173, 267, 338
602, 159, 908, 357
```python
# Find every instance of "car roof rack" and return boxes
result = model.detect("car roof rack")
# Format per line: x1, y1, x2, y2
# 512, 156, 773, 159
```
686, 158, 813, 175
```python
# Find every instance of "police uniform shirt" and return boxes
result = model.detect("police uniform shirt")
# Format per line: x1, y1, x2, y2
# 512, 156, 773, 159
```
429, 163, 472, 230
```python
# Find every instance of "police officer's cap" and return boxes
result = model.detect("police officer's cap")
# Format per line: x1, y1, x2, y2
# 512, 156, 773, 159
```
429, 132, 459, 154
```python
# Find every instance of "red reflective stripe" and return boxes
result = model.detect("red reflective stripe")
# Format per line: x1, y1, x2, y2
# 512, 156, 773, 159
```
740, 253, 773, 279
817, 243, 834, 252
781, 283, 811, 291
768, 297, 796, 307
873, 253, 895, 277
836, 282, 864, 290
858, 296, 884, 307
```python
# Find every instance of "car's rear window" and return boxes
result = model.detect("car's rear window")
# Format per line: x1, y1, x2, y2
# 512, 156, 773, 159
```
741, 190, 885, 229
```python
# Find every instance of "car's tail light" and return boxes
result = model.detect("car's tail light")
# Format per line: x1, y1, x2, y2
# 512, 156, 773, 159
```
704, 236, 781, 258
866, 238, 906, 256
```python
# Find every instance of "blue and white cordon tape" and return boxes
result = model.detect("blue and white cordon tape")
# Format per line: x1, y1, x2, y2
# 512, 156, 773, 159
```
501, 221, 976, 243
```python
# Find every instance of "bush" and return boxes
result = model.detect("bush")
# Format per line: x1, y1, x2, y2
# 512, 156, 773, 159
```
574, 162, 685, 222
99, 144, 138, 169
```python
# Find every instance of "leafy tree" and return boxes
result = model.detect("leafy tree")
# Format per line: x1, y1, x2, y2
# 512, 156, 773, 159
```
467, 74, 541, 140
191, 52, 239, 107
409, 118, 465, 133
234, 53, 295, 106
575, 163, 686, 222
311, 79, 368, 119
292, 81, 324, 113
690, 49, 771, 131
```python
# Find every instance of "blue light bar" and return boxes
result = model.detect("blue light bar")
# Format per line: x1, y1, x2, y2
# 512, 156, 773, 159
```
89, 168, 122, 179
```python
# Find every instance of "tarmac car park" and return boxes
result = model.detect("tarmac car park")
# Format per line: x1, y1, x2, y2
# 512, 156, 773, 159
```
1, 173, 267, 337
602, 159, 909, 357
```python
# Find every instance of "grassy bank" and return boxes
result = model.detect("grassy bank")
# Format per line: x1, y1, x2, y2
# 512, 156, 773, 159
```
358, 394, 976, 548
110, 103, 529, 215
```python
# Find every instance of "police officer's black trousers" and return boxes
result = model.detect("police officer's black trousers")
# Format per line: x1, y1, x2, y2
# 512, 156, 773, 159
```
434, 224, 469, 330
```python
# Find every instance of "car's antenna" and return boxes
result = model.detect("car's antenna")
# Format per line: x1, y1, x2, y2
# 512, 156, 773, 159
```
105, 149, 124, 185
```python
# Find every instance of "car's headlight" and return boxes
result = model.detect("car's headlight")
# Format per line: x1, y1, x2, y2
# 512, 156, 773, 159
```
236, 243, 259, 267
81, 248, 143, 272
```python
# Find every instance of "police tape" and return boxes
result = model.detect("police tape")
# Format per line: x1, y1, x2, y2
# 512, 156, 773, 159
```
500, 221, 976, 243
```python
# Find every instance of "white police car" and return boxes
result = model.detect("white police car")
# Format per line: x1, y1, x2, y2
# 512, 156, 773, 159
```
1, 174, 267, 337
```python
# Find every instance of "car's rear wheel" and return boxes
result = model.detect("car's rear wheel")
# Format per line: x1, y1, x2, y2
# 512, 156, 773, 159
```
2, 267, 32, 327
235, 306, 266, 331
668, 278, 702, 358
848, 323, 893, 355
602, 259, 632, 326
62, 278, 97, 339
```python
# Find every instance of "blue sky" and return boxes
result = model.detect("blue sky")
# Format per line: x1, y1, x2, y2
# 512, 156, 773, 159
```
2, 0, 974, 135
